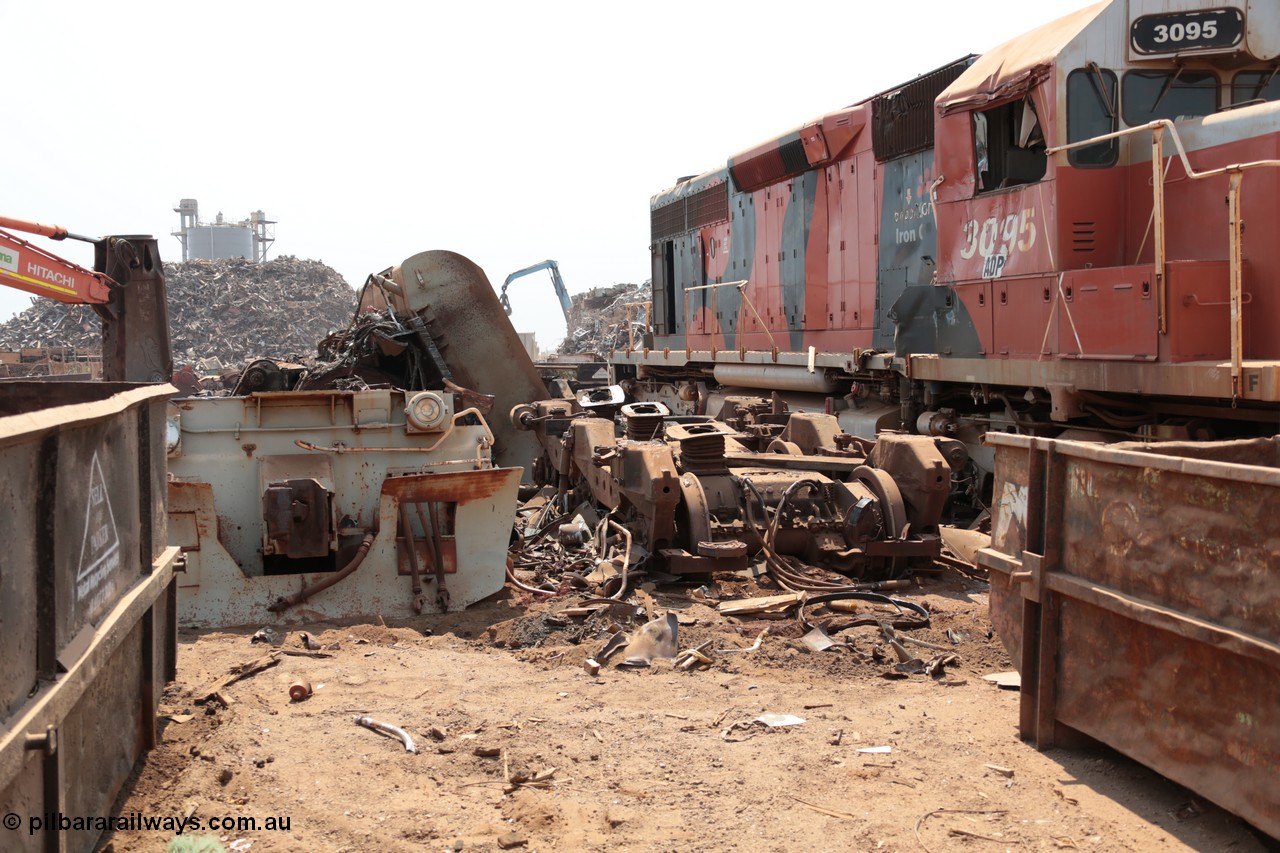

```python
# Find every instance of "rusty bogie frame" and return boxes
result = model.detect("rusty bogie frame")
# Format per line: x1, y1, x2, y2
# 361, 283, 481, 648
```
512, 389, 966, 584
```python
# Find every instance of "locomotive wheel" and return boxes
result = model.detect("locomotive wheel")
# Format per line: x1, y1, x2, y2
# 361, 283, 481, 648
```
851, 465, 909, 578
766, 439, 803, 455
851, 466, 905, 539
676, 472, 713, 547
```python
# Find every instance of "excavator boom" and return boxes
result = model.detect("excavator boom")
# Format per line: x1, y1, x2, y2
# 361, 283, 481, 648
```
0, 215, 172, 382
0, 227, 114, 304
499, 259, 573, 322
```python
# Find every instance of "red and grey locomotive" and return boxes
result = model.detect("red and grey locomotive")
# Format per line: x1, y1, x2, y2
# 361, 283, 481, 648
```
611, 0, 1280, 495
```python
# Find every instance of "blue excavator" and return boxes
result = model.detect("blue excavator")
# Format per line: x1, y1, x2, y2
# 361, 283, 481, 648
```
498, 259, 572, 322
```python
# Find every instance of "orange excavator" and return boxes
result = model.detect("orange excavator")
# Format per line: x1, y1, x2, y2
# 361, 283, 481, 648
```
0, 215, 171, 382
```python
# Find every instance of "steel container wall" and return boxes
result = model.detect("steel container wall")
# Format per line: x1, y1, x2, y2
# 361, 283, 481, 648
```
980, 433, 1280, 840
0, 381, 180, 853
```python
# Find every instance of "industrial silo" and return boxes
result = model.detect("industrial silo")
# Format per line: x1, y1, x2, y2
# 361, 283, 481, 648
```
172, 201, 274, 262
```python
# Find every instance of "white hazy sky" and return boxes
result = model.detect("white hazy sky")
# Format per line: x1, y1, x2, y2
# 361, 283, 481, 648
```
4, 0, 1093, 352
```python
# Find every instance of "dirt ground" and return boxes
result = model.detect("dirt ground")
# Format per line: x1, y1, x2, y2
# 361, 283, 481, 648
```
101, 571, 1268, 853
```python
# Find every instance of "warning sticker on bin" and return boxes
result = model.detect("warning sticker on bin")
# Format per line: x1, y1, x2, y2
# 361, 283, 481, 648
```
77, 452, 121, 611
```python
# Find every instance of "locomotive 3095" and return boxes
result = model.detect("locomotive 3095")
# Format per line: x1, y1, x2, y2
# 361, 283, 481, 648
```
610, 0, 1280, 499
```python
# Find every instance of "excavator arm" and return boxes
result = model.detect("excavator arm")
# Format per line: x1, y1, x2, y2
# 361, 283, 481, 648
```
499, 259, 573, 322
0, 215, 172, 382
0, 217, 114, 304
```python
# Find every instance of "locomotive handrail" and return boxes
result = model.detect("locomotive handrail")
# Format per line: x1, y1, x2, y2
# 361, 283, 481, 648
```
1045, 118, 1280, 181
683, 280, 778, 360
623, 301, 652, 353
1184, 292, 1253, 308
1048, 119, 1280, 399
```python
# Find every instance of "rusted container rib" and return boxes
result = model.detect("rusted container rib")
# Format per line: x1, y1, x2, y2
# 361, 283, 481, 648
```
980, 433, 1280, 839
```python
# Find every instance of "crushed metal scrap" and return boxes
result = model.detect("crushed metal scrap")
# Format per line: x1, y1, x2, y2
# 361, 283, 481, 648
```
187, 300, 502, 401
554, 281, 648, 355
0, 255, 356, 368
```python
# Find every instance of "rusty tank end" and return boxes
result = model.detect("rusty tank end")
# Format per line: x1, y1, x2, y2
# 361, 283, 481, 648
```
358, 249, 548, 474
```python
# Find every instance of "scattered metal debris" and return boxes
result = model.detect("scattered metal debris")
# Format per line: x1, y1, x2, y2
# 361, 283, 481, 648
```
913, 808, 1009, 853
195, 653, 282, 705
721, 714, 806, 741
792, 797, 857, 821
716, 628, 769, 655
983, 671, 1022, 690
801, 626, 839, 652
618, 613, 679, 666
673, 642, 714, 670
354, 715, 417, 754
496, 830, 529, 850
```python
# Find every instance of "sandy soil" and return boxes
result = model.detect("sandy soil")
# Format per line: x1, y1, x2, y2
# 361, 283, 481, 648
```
101, 573, 1268, 853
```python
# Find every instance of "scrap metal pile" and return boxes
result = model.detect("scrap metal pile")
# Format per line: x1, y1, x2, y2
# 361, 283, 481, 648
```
0, 346, 100, 378
555, 281, 648, 355
188, 302, 490, 398
0, 256, 356, 367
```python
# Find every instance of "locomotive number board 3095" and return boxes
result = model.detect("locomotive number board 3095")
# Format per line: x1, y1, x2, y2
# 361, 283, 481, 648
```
1131, 8, 1244, 55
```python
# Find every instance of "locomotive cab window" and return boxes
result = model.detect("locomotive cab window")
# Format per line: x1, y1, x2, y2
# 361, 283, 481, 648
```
974, 98, 1047, 194
1067, 66, 1118, 167
1122, 69, 1217, 125
1231, 69, 1280, 106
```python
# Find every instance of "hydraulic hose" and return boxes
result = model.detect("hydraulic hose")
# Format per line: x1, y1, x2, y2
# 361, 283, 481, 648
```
740, 477, 854, 593
268, 533, 375, 613
798, 590, 931, 631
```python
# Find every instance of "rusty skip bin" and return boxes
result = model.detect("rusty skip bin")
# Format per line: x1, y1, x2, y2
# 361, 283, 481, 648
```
979, 433, 1280, 839
168, 387, 521, 628
0, 381, 180, 853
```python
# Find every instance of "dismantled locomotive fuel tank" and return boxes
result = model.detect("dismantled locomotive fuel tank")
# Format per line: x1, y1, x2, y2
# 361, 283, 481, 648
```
0, 381, 179, 853
612, 0, 1280, 504
169, 251, 538, 628
512, 389, 967, 584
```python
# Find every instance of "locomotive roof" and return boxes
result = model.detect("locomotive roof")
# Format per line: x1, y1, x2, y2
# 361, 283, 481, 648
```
937, 1, 1108, 114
